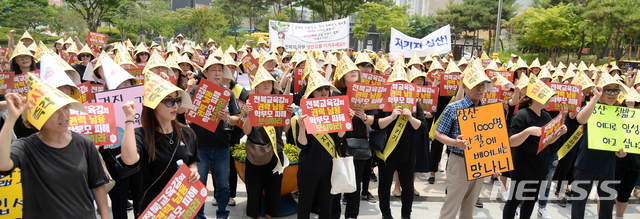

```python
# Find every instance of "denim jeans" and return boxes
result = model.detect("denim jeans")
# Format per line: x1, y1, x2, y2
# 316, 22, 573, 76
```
196, 148, 230, 219
538, 152, 558, 208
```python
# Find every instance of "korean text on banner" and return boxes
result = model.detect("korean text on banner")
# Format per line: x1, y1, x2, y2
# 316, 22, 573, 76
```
0, 71, 14, 95
241, 53, 259, 75
95, 85, 144, 148
139, 165, 209, 219
347, 83, 388, 110
185, 79, 232, 133
361, 71, 389, 85
457, 103, 514, 180
390, 25, 451, 58
538, 113, 564, 154
486, 70, 515, 84
13, 70, 39, 96
416, 86, 439, 112
0, 168, 22, 219
482, 85, 502, 105
269, 17, 350, 51
546, 83, 582, 113
125, 62, 146, 84
587, 104, 640, 154
482, 59, 492, 68
69, 103, 118, 146
384, 82, 417, 113
301, 96, 352, 134
294, 68, 306, 93
439, 73, 461, 96
0, 47, 9, 60
87, 31, 107, 47
76, 81, 105, 103
248, 94, 293, 126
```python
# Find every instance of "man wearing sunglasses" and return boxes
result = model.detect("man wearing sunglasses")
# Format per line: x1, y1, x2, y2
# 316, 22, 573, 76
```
348, 47, 356, 62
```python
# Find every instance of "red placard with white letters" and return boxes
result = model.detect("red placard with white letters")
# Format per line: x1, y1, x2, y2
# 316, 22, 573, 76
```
248, 94, 292, 126
185, 79, 232, 133
301, 96, 352, 134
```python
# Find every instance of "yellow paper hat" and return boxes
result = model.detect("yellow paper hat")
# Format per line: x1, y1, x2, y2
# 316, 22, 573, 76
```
538, 66, 553, 79
480, 51, 490, 60
323, 52, 338, 67
257, 37, 267, 46
461, 64, 491, 89
126, 39, 134, 49
408, 66, 428, 82
143, 71, 192, 109
177, 53, 193, 66
63, 37, 73, 45
317, 51, 326, 61
55, 38, 64, 45
20, 31, 34, 41
516, 73, 529, 89
66, 43, 78, 54
331, 48, 339, 54
529, 58, 541, 70
335, 53, 359, 81
39, 54, 80, 97
557, 62, 567, 70
572, 72, 595, 90
457, 57, 468, 66
251, 49, 260, 60
387, 62, 409, 82
445, 61, 462, 74
195, 44, 202, 52
526, 74, 556, 104
431, 50, 440, 58
551, 66, 565, 79
613, 74, 623, 81
495, 57, 502, 64
428, 59, 444, 72
182, 46, 194, 55
114, 45, 134, 66
577, 61, 587, 72
10, 44, 34, 63
166, 45, 178, 55
165, 54, 183, 76
562, 64, 576, 82
495, 73, 515, 90
302, 57, 325, 81
226, 45, 237, 55
207, 38, 216, 45
259, 49, 275, 66
623, 87, 640, 102
291, 50, 307, 66
251, 65, 281, 91
149, 41, 159, 50
407, 52, 423, 67
598, 72, 619, 87
617, 83, 633, 103
203, 52, 225, 71
609, 63, 621, 74
511, 57, 528, 71
304, 71, 340, 99
34, 41, 48, 62
485, 59, 498, 71
101, 55, 138, 90
589, 63, 596, 72
26, 72, 86, 130
134, 43, 149, 57
422, 55, 433, 64
27, 43, 37, 52
355, 52, 374, 66
142, 50, 171, 74
92, 51, 108, 73
375, 57, 391, 73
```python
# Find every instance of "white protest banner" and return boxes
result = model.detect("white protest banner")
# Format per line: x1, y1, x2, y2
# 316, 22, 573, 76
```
269, 17, 350, 51
390, 25, 451, 58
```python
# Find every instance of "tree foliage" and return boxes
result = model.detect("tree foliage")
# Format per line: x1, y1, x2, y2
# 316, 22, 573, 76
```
0, 0, 52, 31
352, 2, 409, 52
66, 0, 121, 32
407, 14, 438, 39
297, 0, 365, 21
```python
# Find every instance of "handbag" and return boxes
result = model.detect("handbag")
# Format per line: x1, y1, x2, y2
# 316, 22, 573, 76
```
330, 139, 357, 194
109, 149, 140, 179
245, 140, 274, 166
369, 128, 387, 151
346, 138, 371, 160
98, 154, 116, 192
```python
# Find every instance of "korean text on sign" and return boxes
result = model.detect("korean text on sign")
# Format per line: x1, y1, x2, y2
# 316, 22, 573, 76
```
139, 165, 208, 219
360, 72, 389, 85
347, 83, 388, 110
241, 53, 259, 75
486, 70, 515, 84
125, 62, 146, 84
69, 103, 118, 145
439, 73, 461, 96
186, 79, 232, 133
13, 70, 39, 96
95, 85, 144, 129
546, 83, 582, 113
301, 96, 352, 134
294, 68, 306, 94
0, 168, 22, 218
248, 94, 293, 126
416, 86, 439, 112
0, 72, 14, 95
384, 82, 417, 113
76, 81, 105, 103
457, 103, 514, 180
538, 113, 564, 154
481, 85, 502, 105
87, 31, 107, 47
587, 104, 640, 154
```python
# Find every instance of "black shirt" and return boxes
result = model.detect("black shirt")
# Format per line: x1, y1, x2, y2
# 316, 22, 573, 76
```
189, 83, 242, 150
508, 107, 552, 179
6, 132, 109, 219
247, 126, 284, 153
230, 81, 250, 145
334, 87, 373, 139
72, 63, 88, 83
135, 127, 200, 212
371, 103, 427, 162
296, 125, 344, 175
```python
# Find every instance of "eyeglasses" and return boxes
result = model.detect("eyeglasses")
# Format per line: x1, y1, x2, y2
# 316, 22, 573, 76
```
80, 54, 92, 58
348, 49, 354, 52
160, 96, 182, 108
604, 89, 620, 95
15, 56, 31, 61
316, 86, 331, 92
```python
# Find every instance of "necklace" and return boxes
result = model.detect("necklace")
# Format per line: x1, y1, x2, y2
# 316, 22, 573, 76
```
165, 132, 174, 145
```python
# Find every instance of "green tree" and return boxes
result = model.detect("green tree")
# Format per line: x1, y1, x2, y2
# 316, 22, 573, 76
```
582, 0, 640, 61
297, 0, 365, 21
407, 14, 438, 38
352, 2, 409, 52
257, 12, 290, 33
0, 1, 52, 30
66, 0, 122, 32
48, 6, 87, 39
187, 7, 229, 44
103, 0, 141, 41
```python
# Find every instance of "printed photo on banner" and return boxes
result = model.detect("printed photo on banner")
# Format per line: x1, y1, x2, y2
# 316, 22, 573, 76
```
248, 94, 293, 126
457, 103, 514, 180
0, 71, 14, 95
383, 82, 417, 113
416, 86, 439, 112
587, 104, 640, 154
438, 73, 461, 96
538, 112, 565, 154
268, 17, 350, 51
185, 79, 232, 133
69, 103, 118, 146
545, 83, 582, 113
301, 96, 352, 134
347, 83, 388, 110
390, 25, 451, 57
138, 165, 208, 219
360, 71, 389, 85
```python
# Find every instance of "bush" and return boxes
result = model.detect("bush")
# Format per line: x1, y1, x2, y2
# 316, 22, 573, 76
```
0, 27, 60, 46
231, 141, 299, 164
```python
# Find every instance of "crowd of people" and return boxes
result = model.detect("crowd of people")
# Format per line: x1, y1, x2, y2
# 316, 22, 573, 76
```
0, 29, 639, 219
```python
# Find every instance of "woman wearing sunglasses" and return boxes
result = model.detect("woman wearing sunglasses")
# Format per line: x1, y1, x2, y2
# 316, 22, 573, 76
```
571, 74, 627, 219
72, 45, 94, 83
120, 73, 199, 217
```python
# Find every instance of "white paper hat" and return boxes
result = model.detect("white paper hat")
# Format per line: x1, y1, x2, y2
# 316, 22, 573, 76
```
101, 56, 136, 90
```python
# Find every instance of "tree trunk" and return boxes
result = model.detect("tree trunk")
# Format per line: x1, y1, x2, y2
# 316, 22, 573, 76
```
600, 35, 612, 58
249, 16, 253, 33
487, 29, 492, 54
500, 38, 504, 51
613, 29, 621, 61
300, 7, 304, 22
591, 34, 598, 60
577, 32, 586, 60
566, 46, 570, 64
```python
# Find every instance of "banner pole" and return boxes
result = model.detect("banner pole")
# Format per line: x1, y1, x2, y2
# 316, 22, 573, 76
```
493, 0, 503, 54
